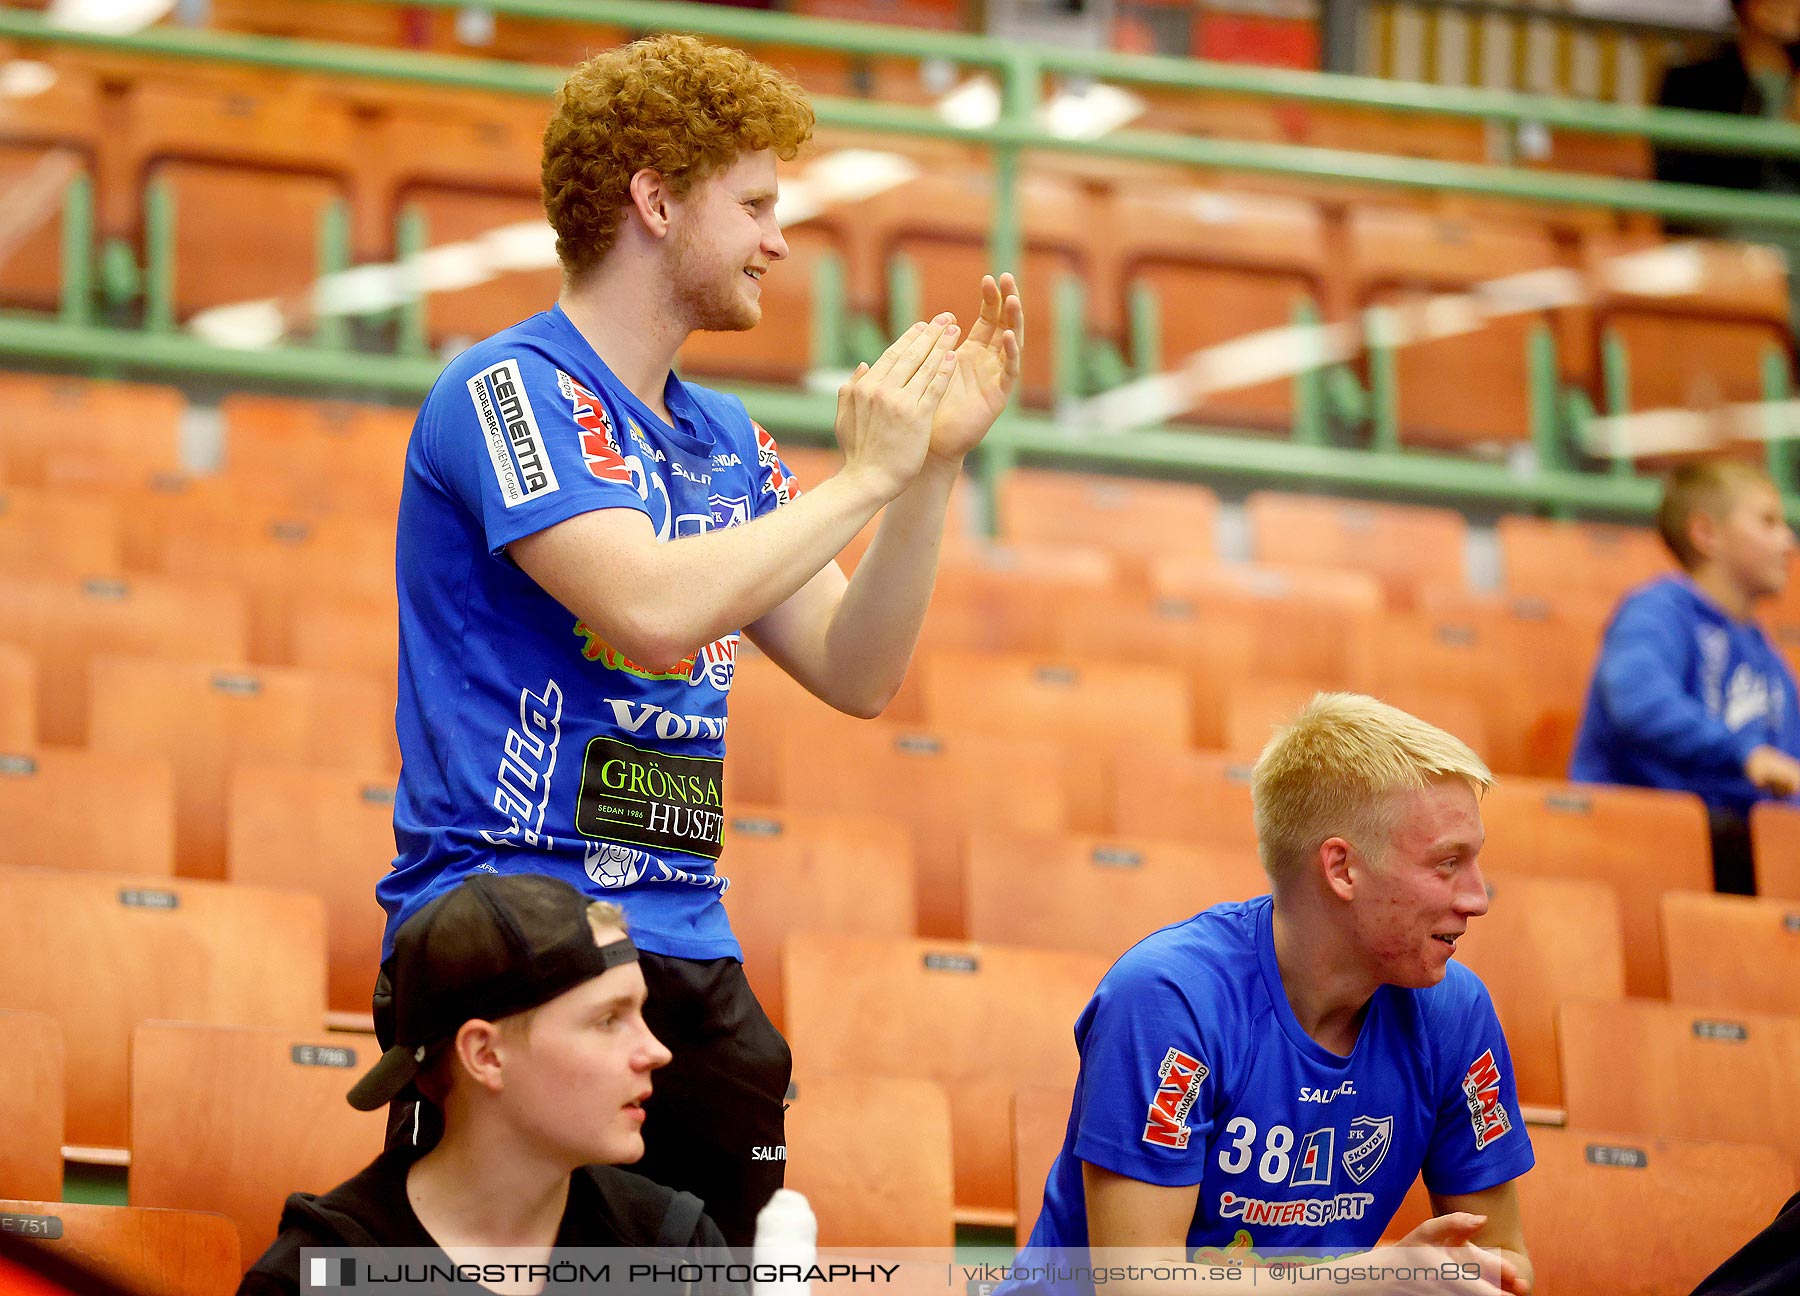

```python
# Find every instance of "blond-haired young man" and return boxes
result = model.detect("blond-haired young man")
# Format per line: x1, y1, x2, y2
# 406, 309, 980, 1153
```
1571, 461, 1799, 894
378, 33, 1023, 1247
1009, 695, 1533, 1296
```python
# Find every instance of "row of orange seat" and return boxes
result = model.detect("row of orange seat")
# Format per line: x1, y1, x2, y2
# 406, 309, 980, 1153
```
6, 892, 1800, 1261
0, 34, 1780, 443
8, 717, 1800, 997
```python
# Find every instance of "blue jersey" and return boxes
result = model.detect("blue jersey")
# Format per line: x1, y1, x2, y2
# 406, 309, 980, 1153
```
380, 305, 802, 961
1012, 897, 1533, 1294
1570, 575, 1800, 815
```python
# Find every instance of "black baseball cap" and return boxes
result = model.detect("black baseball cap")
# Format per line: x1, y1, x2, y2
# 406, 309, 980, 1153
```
347, 873, 639, 1111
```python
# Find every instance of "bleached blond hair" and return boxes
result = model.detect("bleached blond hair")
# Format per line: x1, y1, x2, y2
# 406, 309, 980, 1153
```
1251, 692, 1492, 886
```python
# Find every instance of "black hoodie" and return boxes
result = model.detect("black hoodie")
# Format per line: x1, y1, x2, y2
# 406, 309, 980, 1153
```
237, 1144, 728, 1295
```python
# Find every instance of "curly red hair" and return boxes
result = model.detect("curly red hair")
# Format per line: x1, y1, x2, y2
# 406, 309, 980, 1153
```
541, 33, 815, 283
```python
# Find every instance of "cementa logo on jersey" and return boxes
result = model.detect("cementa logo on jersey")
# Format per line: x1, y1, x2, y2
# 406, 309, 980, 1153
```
469, 359, 558, 508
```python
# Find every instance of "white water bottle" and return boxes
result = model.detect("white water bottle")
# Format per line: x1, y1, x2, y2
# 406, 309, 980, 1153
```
752, 1189, 817, 1296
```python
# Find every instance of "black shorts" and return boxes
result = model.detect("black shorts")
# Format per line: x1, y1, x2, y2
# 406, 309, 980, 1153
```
374, 950, 790, 1252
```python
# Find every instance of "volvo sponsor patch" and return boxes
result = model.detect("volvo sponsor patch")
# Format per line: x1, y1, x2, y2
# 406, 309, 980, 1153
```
575, 736, 725, 860
469, 358, 559, 506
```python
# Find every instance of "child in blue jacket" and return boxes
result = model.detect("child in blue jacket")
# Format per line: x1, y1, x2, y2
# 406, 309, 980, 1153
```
1571, 460, 1800, 894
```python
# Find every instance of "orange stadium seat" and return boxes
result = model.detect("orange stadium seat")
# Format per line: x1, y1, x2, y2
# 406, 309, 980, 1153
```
1453, 874, 1625, 1110
1107, 188, 1331, 429
917, 649, 1191, 832
1558, 997, 1800, 1166
104, 67, 355, 237
1041, 590, 1276, 748
0, 376, 184, 490
226, 764, 397, 1018
1139, 560, 1384, 742
219, 394, 413, 510
1405, 588, 1611, 776
782, 931, 1109, 1224
288, 594, 400, 692
0, 747, 176, 876
0, 1010, 63, 1202
88, 657, 396, 880
722, 647, 861, 807
918, 544, 1119, 663
0, 51, 106, 312
779, 723, 1067, 940
1367, 611, 1590, 775
1749, 802, 1800, 901
0, 573, 249, 746
1586, 236, 1792, 417
1345, 206, 1574, 447
0, 643, 35, 748
964, 827, 1267, 958
993, 470, 1219, 585
1110, 747, 1260, 854
400, 187, 563, 351
718, 807, 914, 1030
0, 1200, 241, 1296
0, 487, 122, 578
783, 1072, 956, 1249
1482, 778, 1711, 998
1243, 491, 1467, 610
0, 864, 326, 1151
1012, 1086, 1073, 1247
0, 143, 78, 314
151, 512, 395, 665
1497, 514, 1674, 604
366, 86, 545, 217
153, 161, 346, 323
129, 1022, 385, 1262
1515, 1125, 1796, 1296
1662, 891, 1800, 1018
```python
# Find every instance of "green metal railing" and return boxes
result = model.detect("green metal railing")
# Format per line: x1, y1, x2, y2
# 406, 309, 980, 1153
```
1, 1, 1798, 521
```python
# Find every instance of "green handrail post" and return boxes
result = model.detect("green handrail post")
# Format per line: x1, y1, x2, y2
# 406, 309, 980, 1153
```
886, 252, 920, 340
1762, 345, 1796, 491
1052, 272, 1086, 406
1600, 328, 1636, 479
314, 197, 352, 350
142, 176, 175, 335
1364, 305, 1400, 454
395, 204, 429, 357
1559, 386, 1597, 516
1127, 281, 1159, 380
58, 171, 94, 328
810, 247, 846, 373
1291, 297, 1327, 449
990, 47, 1035, 290
1083, 338, 1130, 396
1526, 320, 1563, 471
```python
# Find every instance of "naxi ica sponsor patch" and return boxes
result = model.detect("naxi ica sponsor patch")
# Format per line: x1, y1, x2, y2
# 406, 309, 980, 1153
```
1461, 1049, 1512, 1150
1141, 1046, 1209, 1149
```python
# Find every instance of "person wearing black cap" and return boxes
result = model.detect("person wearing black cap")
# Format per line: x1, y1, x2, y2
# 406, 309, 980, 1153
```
239, 873, 728, 1295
